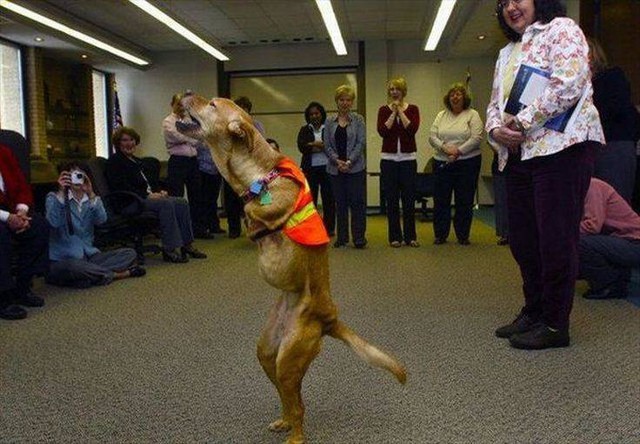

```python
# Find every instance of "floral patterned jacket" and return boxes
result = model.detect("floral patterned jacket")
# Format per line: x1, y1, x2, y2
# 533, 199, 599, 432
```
486, 17, 605, 171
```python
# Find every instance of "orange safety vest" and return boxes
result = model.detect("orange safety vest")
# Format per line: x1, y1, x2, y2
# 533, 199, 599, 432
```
277, 158, 330, 247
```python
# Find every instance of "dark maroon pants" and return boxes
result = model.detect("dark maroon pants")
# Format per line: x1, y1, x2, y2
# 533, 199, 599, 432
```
505, 142, 596, 330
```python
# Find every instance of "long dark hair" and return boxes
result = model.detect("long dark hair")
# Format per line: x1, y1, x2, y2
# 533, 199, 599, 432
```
303, 101, 327, 125
496, 0, 567, 42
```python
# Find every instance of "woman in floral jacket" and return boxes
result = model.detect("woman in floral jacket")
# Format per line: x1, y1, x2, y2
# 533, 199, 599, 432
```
485, 0, 604, 350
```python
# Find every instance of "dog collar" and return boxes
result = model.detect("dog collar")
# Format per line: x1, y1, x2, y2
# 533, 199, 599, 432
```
241, 169, 280, 204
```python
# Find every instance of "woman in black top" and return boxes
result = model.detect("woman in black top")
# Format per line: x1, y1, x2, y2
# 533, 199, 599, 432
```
106, 127, 206, 263
297, 102, 334, 235
588, 38, 640, 203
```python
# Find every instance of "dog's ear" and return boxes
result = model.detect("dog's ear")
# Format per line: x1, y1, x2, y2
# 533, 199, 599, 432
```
227, 119, 255, 151
227, 120, 246, 139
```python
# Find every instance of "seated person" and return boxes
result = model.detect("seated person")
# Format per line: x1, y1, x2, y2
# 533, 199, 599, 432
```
579, 177, 640, 299
45, 164, 146, 288
0, 143, 49, 320
105, 126, 207, 263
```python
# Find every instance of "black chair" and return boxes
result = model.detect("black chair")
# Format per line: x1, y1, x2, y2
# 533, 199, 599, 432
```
83, 157, 161, 263
415, 158, 435, 220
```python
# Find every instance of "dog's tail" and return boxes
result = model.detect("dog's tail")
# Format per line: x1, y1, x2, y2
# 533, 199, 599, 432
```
328, 321, 407, 384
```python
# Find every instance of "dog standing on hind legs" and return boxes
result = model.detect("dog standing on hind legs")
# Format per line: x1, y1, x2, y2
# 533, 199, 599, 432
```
176, 93, 407, 444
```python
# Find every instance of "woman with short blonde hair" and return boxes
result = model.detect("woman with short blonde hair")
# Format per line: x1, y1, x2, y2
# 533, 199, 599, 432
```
323, 84, 367, 248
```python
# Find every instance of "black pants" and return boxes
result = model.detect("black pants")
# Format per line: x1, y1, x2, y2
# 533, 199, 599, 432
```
304, 165, 335, 234
0, 213, 49, 305
380, 159, 417, 243
223, 180, 244, 237
167, 155, 202, 233
330, 170, 367, 245
199, 172, 223, 232
433, 156, 481, 242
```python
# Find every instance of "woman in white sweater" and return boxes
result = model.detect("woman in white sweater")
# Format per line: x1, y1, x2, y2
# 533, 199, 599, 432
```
428, 83, 483, 245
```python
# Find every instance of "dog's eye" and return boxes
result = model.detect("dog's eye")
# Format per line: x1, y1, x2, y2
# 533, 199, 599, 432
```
209, 101, 216, 108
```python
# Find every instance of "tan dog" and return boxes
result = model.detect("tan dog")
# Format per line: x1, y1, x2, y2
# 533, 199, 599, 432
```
177, 94, 406, 444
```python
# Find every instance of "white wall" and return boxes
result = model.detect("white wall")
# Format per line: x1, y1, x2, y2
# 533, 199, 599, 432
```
113, 50, 219, 159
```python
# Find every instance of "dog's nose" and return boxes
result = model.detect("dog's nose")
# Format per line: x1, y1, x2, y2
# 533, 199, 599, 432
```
183, 90, 194, 97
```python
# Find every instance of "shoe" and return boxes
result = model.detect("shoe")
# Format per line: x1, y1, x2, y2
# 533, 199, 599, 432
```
163, 249, 189, 263
354, 240, 368, 249
582, 284, 627, 300
433, 237, 446, 245
458, 238, 470, 245
328, 231, 335, 237
211, 227, 226, 234
333, 240, 347, 248
390, 241, 402, 248
128, 266, 147, 278
228, 232, 241, 239
181, 246, 207, 259
497, 237, 509, 246
509, 323, 570, 350
0, 304, 27, 320
15, 291, 45, 307
408, 240, 420, 248
495, 313, 538, 338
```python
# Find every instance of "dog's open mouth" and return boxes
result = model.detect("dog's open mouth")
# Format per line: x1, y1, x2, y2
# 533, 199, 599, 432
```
176, 111, 201, 133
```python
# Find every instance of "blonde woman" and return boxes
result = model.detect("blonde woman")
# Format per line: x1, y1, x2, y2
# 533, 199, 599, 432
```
429, 83, 483, 245
377, 77, 420, 248
323, 85, 367, 248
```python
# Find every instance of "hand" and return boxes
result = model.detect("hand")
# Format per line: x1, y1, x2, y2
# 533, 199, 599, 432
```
442, 142, 458, 156
57, 171, 72, 190
7, 213, 30, 233
336, 159, 351, 173
82, 175, 95, 198
491, 125, 525, 153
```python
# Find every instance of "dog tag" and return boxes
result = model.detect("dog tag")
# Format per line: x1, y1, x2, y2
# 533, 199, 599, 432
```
260, 190, 272, 205
250, 181, 263, 195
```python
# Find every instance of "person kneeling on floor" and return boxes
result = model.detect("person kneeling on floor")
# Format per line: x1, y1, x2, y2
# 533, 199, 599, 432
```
579, 177, 640, 299
45, 163, 146, 288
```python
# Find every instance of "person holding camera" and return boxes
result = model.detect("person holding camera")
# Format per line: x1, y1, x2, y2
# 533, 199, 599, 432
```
45, 163, 146, 288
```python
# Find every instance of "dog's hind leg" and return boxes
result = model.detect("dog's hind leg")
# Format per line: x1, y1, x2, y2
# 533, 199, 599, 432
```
275, 317, 323, 444
257, 298, 292, 433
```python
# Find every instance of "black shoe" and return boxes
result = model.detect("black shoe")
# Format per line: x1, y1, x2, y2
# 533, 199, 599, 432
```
497, 237, 509, 246
163, 249, 189, 263
434, 237, 446, 245
128, 266, 147, 278
211, 227, 226, 234
0, 304, 28, 320
354, 240, 368, 249
495, 313, 538, 338
458, 238, 470, 245
509, 323, 570, 350
333, 240, 347, 248
181, 246, 207, 259
15, 292, 45, 307
228, 232, 241, 239
582, 284, 627, 300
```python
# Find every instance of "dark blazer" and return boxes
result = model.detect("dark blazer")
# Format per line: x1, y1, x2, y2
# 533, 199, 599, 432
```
0, 144, 33, 211
296, 124, 325, 172
592, 67, 639, 142
105, 151, 158, 199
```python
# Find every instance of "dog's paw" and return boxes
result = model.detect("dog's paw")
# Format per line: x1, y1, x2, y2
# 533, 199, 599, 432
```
268, 419, 291, 433
285, 437, 305, 444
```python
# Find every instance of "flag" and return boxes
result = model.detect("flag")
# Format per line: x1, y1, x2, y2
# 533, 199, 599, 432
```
113, 81, 123, 129
465, 66, 472, 97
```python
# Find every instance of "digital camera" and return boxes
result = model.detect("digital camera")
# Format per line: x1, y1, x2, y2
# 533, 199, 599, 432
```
70, 170, 85, 185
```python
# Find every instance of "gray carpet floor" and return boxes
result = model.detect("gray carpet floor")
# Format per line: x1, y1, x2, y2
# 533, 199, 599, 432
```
2, 215, 639, 443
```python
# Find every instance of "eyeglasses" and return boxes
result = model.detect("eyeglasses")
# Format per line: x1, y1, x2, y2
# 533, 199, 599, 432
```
497, 0, 523, 8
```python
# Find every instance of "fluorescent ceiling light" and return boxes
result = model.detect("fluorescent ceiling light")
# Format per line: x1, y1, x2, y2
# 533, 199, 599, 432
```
128, 0, 229, 61
0, 0, 150, 66
424, 0, 457, 51
315, 0, 347, 56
